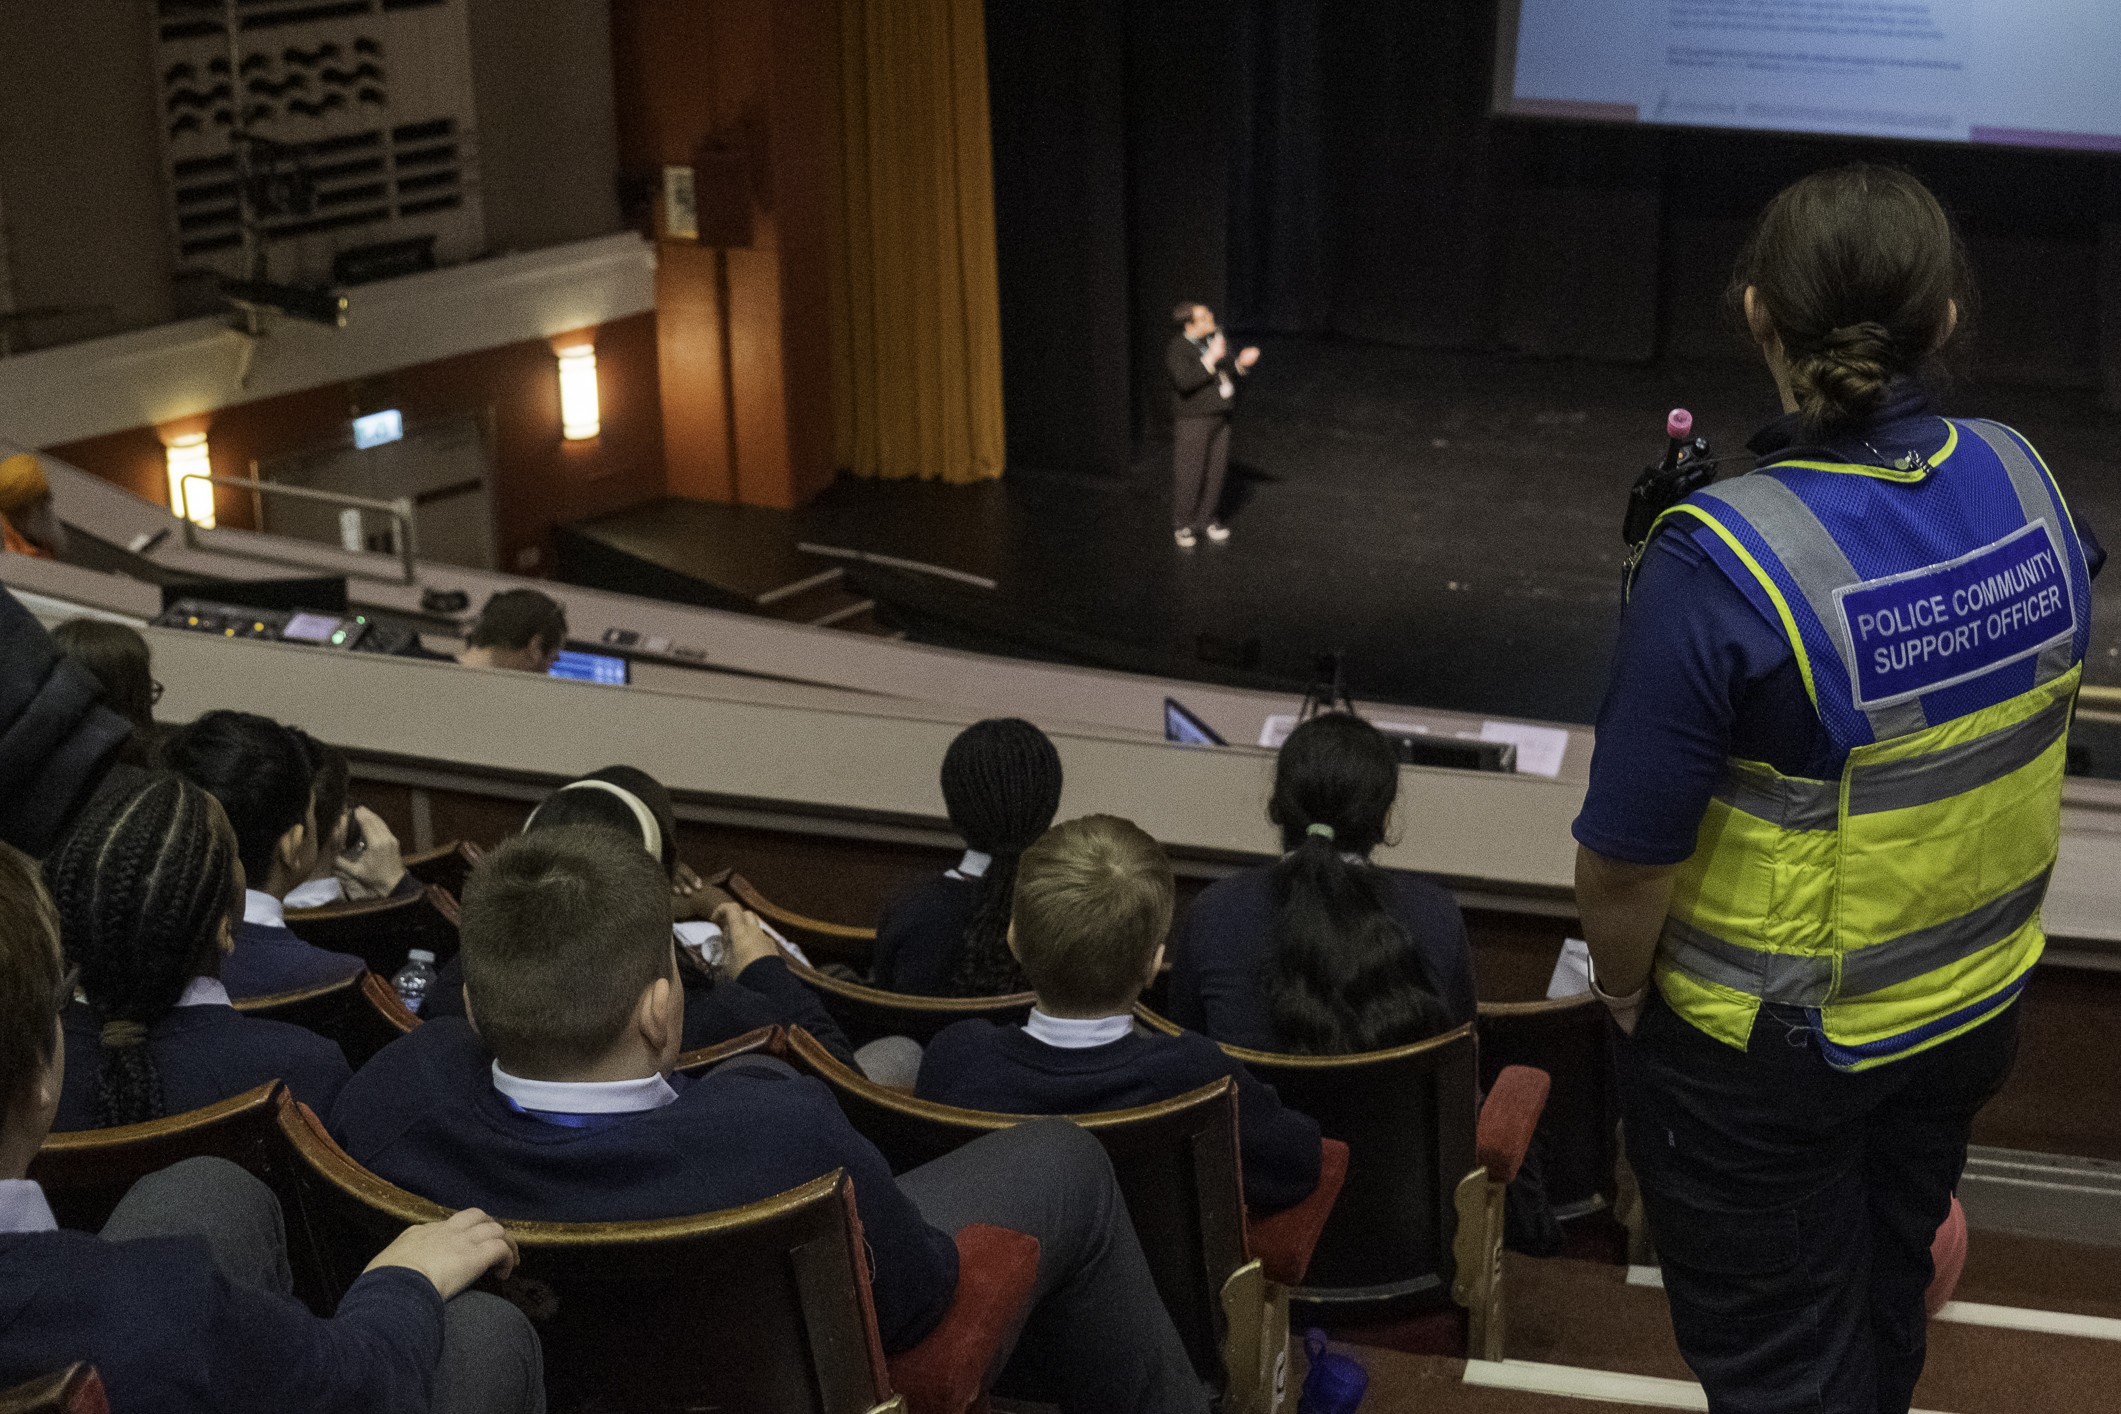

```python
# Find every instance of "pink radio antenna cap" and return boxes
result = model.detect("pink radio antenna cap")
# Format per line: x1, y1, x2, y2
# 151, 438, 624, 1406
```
1667, 409, 1694, 440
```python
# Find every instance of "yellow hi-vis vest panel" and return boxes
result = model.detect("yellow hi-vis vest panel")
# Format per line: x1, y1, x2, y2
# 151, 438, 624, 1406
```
1650, 422, 2086, 1071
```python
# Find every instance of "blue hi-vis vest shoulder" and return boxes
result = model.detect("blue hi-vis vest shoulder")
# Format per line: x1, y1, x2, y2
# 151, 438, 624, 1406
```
1646, 420, 2091, 1071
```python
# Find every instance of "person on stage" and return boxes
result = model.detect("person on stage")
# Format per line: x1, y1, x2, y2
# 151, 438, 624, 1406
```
1574, 164, 2102, 1413
1166, 303, 1258, 549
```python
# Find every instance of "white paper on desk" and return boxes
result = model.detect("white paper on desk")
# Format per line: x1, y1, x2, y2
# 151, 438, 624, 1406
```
1548, 938, 1593, 999
1479, 720, 1569, 778
1258, 714, 1432, 749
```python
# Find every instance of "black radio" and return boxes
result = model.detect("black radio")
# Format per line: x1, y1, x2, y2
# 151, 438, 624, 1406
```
153, 598, 419, 656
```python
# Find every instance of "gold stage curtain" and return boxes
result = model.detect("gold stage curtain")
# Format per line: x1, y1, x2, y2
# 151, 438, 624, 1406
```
834, 0, 1005, 484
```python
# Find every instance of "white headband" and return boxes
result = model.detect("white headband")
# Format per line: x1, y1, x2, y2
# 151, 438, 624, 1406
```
526, 778, 662, 862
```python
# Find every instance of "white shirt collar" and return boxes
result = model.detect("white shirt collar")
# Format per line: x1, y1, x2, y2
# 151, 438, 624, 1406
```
944, 849, 992, 882
1024, 1008, 1136, 1049
282, 876, 343, 911
0, 1180, 56, 1234
490, 1064, 679, 1116
242, 889, 286, 929
176, 976, 232, 1008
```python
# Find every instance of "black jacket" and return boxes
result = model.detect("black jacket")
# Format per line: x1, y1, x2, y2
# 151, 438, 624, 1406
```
0, 586, 131, 854
1168, 333, 1238, 420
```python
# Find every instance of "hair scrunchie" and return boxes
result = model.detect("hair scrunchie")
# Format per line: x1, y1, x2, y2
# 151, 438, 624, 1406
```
1306, 822, 1336, 841
100, 1019, 148, 1050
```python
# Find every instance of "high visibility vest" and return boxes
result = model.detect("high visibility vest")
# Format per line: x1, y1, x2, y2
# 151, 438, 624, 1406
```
1645, 420, 2092, 1071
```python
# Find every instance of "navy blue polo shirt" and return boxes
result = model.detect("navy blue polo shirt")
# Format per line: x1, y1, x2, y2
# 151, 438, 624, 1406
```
1574, 384, 2104, 867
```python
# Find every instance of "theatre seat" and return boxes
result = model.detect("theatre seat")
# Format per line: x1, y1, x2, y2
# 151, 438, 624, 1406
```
1452, 1064, 1553, 1360
30, 1082, 336, 1312
400, 839, 484, 899
0, 1364, 107, 1414
785, 960, 1035, 1048
235, 971, 419, 1068
279, 1097, 1037, 1414
1245, 1139, 1350, 1287
780, 1026, 1296, 1413
672, 1025, 781, 1076
1477, 994, 1616, 1219
722, 871, 878, 969
284, 883, 462, 977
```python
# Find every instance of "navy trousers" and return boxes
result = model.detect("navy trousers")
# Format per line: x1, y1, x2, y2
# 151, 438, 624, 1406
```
1619, 991, 2018, 1414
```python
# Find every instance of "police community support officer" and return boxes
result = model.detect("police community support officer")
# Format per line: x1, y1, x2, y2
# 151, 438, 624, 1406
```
1574, 164, 2103, 1414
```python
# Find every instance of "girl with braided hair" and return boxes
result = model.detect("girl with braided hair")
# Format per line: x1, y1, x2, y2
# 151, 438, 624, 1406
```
874, 718, 1064, 997
49, 772, 350, 1130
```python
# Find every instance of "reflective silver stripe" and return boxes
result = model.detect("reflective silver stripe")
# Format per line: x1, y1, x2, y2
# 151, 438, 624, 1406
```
1663, 867, 2049, 1006
1663, 916, 1834, 1006
1697, 477, 1929, 740
1846, 694, 2071, 816
1837, 870, 2049, 996
1714, 766, 1838, 831
1963, 421, 2083, 691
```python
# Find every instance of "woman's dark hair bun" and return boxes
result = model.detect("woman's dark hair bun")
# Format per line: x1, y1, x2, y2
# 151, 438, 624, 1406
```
1791, 320, 1895, 428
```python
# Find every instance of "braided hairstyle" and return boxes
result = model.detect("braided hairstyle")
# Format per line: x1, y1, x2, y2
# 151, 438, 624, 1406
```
1733, 164, 1972, 432
1262, 713, 1452, 1054
43, 772, 237, 1127
939, 719, 1064, 997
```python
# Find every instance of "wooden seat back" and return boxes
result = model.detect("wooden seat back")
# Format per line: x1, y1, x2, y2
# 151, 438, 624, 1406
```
786, 960, 1034, 1049
277, 1097, 897, 1414
1477, 994, 1616, 1218
30, 1082, 337, 1311
723, 872, 876, 969
399, 839, 483, 899
0, 1365, 106, 1414
781, 1027, 1246, 1392
234, 971, 419, 1069
283, 884, 461, 977
1157, 1013, 1480, 1323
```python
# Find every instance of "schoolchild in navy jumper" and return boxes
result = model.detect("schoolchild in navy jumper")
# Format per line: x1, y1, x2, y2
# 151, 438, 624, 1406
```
0, 837, 544, 1414
332, 826, 1206, 1412
281, 735, 418, 910
1168, 713, 1475, 1053
164, 711, 362, 999
919, 815, 1323, 1213
873, 718, 1062, 996
51, 773, 349, 1130
417, 766, 857, 1063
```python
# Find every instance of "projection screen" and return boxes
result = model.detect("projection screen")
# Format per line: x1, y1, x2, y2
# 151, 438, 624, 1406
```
1493, 1, 2121, 152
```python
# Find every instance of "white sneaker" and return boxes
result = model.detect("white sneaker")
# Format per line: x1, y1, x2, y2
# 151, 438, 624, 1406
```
1174, 527, 1198, 549
1204, 522, 1231, 544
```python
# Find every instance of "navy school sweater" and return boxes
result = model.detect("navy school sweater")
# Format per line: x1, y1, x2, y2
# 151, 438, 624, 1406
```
0, 1228, 442, 1414
329, 1017, 958, 1352
915, 1020, 1323, 1214
1167, 863, 1477, 1050
223, 919, 364, 1002
55, 1001, 351, 1131
871, 874, 980, 996
420, 952, 856, 1063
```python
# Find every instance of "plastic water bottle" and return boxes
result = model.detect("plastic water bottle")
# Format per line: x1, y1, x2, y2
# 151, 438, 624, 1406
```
1298, 1328, 1368, 1414
392, 949, 438, 1013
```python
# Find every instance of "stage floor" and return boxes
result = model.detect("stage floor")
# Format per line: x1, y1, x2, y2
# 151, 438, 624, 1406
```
571, 338, 2121, 730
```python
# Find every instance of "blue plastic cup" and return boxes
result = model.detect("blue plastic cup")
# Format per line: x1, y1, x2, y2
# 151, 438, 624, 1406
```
1297, 1328, 1368, 1414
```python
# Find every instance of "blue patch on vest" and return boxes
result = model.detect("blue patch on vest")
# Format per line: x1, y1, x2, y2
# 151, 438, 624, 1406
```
1834, 521, 2075, 709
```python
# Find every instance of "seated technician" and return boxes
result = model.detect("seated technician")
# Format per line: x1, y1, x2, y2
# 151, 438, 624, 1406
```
332, 826, 1205, 1412
455, 589, 567, 674
419, 766, 858, 1064
164, 710, 362, 999
918, 814, 1322, 1214
0, 837, 544, 1414
51, 773, 350, 1128
873, 718, 1062, 996
1167, 712, 1475, 1053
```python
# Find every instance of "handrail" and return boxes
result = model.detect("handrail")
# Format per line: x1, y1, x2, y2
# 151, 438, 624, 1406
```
178, 472, 420, 585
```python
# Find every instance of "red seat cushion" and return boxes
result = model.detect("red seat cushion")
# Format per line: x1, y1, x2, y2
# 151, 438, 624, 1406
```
1925, 1195, 1968, 1317
1475, 1065, 1551, 1184
1246, 1138, 1350, 1286
887, 1224, 1041, 1414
